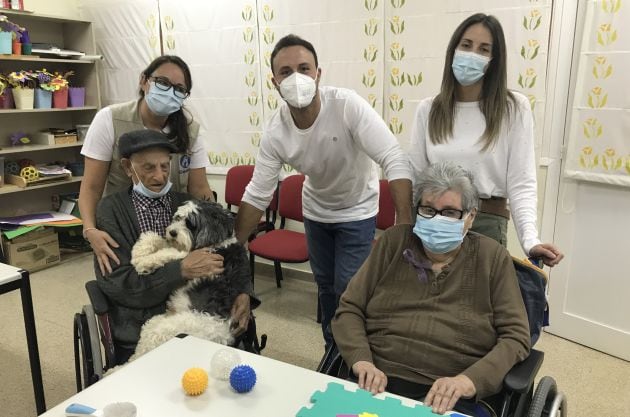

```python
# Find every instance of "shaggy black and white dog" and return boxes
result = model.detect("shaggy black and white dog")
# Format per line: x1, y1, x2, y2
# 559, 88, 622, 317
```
128, 200, 251, 360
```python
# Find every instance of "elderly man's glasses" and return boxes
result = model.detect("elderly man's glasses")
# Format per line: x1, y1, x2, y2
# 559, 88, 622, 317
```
149, 76, 190, 99
417, 205, 465, 220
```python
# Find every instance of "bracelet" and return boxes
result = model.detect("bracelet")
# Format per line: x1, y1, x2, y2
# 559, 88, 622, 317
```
82, 227, 97, 239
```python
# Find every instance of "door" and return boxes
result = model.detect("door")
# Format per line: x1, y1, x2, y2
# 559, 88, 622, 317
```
543, 0, 630, 361
547, 181, 630, 361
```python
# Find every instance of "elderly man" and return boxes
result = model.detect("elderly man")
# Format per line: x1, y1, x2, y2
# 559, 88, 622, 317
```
332, 162, 530, 416
236, 34, 413, 346
93, 129, 256, 364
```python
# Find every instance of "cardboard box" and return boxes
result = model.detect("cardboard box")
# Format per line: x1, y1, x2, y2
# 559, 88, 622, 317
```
2, 228, 61, 272
32, 132, 78, 146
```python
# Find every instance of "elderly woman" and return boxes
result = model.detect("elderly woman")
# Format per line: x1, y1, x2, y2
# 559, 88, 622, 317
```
331, 162, 530, 416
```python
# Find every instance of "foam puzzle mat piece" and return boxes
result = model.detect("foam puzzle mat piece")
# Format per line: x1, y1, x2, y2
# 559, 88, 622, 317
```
296, 382, 445, 417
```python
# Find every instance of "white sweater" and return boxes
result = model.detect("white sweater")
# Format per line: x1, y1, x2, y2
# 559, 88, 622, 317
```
242, 86, 411, 223
409, 92, 541, 254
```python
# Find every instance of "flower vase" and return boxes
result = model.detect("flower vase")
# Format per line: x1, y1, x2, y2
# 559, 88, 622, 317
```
12, 41, 21, 55
0, 87, 15, 109
68, 87, 85, 107
53, 87, 69, 109
0, 32, 11, 54
12, 87, 34, 110
34, 88, 53, 109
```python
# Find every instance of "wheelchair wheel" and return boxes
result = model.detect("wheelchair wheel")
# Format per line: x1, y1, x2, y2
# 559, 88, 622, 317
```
73, 312, 98, 391
527, 376, 557, 417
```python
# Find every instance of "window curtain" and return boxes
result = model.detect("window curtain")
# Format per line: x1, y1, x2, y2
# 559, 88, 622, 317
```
80, 0, 553, 175
80, 0, 160, 106
564, 0, 630, 186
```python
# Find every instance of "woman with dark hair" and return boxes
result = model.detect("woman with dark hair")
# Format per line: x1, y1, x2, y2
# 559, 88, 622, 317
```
79, 55, 215, 275
409, 13, 563, 267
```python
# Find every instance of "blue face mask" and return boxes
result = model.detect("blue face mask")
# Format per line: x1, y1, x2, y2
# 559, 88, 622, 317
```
131, 163, 173, 199
413, 214, 466, 254
451, 50, 491, 86
145, 82, 184, 117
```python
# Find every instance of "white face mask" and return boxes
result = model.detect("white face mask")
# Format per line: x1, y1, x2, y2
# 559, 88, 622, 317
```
451, 50, 491, 86
130, 162, 172, 199
278, 72, 317, 108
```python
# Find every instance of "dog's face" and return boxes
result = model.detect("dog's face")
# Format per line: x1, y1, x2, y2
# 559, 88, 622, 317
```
165, 200, 235, 251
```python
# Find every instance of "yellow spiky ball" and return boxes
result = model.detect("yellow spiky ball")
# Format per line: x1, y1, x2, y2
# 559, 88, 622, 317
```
19, 166, 39, 182
181, 367, 208, 396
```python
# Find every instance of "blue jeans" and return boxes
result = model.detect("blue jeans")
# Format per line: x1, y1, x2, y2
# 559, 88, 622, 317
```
303, 216, 376, 346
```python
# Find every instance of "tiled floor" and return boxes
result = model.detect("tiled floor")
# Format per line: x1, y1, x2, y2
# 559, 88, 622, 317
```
1, 253, 628, 416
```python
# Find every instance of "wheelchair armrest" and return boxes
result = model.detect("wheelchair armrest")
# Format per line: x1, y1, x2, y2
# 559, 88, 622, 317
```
85, 281, 109, 315
503, 349, 544, 394
316, 341, 351, 380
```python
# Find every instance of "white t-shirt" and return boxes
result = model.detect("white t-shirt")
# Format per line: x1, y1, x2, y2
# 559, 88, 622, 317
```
242, 86, 411, 223
81, 106, 209, 169
409, 92, 541, 254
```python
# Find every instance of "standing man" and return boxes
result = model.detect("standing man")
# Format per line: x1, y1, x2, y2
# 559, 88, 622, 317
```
235, 34, 412, 346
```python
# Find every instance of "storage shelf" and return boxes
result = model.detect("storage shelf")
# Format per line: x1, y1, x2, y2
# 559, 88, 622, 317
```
0, 106, 97, 114
0, 141, 84, 155
0, 176, 82, 195
0, 8, 97, 217
0, 8, 91, 24
0, 56, 95, 64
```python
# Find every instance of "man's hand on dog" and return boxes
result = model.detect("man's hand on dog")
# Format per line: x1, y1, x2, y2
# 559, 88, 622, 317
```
231, 293, 251, 336
181, 249, 224, 279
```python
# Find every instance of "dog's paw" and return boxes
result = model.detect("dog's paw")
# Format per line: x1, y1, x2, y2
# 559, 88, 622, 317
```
136, 266, 155, 275
131, 259, 158, 275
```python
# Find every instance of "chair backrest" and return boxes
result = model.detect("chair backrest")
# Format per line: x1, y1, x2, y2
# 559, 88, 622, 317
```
225, 165, 279, 229
512, 257, 548, 347
278, 174, 305, 223
376, 179, 395, 230
225, 165, 255, 209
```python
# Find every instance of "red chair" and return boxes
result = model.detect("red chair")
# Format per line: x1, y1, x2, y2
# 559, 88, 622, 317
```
225, 165, 255, 211
248, 174, 309, 288
225, 165, 278, 237
376, 179, 395, 231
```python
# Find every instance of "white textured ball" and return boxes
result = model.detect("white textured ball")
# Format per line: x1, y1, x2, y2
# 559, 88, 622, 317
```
210, 348, 241, 380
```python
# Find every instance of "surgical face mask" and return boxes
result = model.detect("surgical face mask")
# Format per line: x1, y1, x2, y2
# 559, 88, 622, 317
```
131, 162, 172, 199
413, 214, 467, 254
278, 72, 317, 108
145, 82, 184, 117
451, 50, 491, 86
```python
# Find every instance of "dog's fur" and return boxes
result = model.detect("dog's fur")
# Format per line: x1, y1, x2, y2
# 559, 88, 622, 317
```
128, 200, 251, 361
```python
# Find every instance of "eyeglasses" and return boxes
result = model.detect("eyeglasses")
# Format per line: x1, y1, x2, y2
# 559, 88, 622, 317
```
417, 205, 465, 220
149, 76, 190, 99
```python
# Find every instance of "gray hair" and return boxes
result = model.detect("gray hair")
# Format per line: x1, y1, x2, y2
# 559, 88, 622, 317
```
415, 162, 479, 212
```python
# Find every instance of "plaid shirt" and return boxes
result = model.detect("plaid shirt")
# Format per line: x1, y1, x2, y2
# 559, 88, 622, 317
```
131, 190, 173, 237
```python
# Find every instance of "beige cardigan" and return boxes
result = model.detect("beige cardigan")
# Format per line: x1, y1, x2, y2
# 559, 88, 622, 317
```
332, 225, 530, 398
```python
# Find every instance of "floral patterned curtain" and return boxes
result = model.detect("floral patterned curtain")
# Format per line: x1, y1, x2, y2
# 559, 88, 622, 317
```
564, 0, 630, 186
80, 0, 553, 175
80, 0, 160, 106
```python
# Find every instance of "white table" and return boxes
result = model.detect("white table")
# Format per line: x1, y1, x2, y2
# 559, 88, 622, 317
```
40, 335, 468, 417
0, 262, 46, 414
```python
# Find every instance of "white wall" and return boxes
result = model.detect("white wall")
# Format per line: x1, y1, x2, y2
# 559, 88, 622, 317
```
24, 0, 80, 19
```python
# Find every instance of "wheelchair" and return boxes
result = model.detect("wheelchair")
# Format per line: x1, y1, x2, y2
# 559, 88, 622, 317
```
73, 280, 267, 391
317, 258, 567, 417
